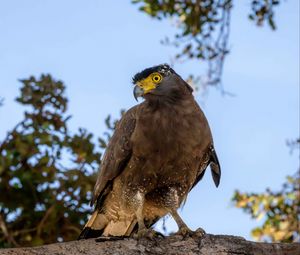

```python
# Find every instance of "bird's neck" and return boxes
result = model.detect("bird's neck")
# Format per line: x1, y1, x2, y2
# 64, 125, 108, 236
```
145, 92, 193, 110
144, 86, 192, 110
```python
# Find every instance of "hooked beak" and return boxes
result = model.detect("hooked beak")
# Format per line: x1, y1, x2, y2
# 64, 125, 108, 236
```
133, 85, 144, 101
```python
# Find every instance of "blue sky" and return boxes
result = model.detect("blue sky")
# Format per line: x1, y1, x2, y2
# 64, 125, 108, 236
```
0, 1, 299, 240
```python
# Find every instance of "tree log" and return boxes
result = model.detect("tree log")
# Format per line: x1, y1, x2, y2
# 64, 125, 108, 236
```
1, 234, 299, 255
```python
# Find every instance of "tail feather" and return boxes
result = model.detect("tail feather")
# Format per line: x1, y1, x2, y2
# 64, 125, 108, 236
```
78, 210, 137, 239
78, 211, 107, 239
103, 219, 136, 237
78, 227, 103, 239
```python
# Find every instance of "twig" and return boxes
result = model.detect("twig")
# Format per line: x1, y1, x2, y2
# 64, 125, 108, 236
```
0, 213, 20, 247
37, 204, 55, 236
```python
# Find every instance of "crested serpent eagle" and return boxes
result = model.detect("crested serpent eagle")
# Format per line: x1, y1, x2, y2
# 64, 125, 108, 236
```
79, 64, 221, 239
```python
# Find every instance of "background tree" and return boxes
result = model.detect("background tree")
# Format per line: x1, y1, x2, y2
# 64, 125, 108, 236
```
232, 140, 300, 243
132, 0, 282, 90
0, 75, 113, 247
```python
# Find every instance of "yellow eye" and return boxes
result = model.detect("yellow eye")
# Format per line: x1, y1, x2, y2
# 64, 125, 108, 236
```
152, 73, 162, 83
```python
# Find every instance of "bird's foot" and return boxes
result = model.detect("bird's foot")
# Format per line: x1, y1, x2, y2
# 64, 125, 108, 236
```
133, 228, 164, 240
175, 226, 193, 238
194, 227, 206, 238
175, 226, 206, 238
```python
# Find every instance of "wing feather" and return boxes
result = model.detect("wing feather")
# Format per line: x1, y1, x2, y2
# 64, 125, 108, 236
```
191, 145, 221, 190
91, 106, 138, 206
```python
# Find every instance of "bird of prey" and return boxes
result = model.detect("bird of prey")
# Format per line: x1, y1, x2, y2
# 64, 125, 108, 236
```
79, 64, 220, 239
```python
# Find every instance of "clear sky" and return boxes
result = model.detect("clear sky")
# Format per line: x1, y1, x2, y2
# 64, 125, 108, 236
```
0, 1, 299, 240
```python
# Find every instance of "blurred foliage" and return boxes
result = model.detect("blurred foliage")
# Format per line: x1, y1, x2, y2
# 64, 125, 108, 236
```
232, 139, 300, 243
132, 0, 282, 90
0, 75, 117, 247
249, 0, 281, 30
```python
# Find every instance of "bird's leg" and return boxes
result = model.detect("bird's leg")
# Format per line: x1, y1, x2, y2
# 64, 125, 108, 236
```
135, 191, 147, 234
164, 188, 192, 236
133, 191, 163, 239
170, 210, 205, 238
165, 188, 205, 238
170, 209, 192, 236
165, 188, 192, 236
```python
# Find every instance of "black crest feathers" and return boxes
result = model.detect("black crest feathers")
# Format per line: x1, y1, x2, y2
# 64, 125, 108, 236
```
132, 64, 175, 84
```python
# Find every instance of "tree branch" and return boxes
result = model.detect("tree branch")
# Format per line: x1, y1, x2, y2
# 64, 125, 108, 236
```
0, 214, 20, 247
1, 234, 299, 255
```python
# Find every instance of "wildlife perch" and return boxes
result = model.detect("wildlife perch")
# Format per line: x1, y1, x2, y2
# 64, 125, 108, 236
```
79, 64, 221, 239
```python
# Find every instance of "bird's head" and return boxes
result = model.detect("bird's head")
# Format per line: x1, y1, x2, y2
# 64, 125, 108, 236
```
132, 64, 193, 101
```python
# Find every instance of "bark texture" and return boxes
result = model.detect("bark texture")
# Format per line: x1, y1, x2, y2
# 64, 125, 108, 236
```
1, 234, 299, 255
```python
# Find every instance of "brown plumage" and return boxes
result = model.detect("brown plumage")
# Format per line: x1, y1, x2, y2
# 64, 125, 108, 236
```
79, 64, 221, 239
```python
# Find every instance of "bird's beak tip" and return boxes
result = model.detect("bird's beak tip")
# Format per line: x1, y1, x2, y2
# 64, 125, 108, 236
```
133, 85, 144, 101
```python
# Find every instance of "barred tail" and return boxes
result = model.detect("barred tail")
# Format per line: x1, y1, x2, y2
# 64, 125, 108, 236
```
78, 210, 137, 239
78, 211, 107, 239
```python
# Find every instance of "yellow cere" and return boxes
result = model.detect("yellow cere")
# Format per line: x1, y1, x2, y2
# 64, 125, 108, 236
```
137, 72, 162, 94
